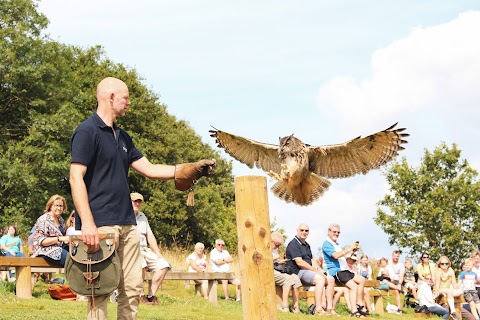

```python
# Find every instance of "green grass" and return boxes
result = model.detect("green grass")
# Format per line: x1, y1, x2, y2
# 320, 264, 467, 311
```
0, 278, 424, 320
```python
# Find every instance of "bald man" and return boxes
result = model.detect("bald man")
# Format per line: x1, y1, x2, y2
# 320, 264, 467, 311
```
285, 223, 330, 316
69, 77, 215, 320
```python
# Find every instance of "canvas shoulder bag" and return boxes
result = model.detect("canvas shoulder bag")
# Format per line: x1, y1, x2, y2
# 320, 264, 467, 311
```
65, 233, 121, 297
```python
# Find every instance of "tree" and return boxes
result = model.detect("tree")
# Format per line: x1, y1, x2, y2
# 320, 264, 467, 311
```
374, 143, 480, 267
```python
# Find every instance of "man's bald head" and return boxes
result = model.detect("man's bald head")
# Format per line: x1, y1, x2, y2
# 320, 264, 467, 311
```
97, 77, 127, 100
96, 77, 130, 122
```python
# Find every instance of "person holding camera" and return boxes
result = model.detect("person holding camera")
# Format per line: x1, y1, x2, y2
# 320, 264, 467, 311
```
322, 223, 369, 318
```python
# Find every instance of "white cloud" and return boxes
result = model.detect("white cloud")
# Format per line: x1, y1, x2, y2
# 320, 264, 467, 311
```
316, 11, 480, 131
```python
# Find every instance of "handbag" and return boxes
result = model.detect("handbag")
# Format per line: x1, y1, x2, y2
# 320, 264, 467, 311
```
273, 262, 294, 274
65, 233, 121, 297
48, 284, 77, 301
375, 281, 390, 291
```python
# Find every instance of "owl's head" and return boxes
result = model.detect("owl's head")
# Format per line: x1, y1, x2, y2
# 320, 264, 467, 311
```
279, 134, 305, 154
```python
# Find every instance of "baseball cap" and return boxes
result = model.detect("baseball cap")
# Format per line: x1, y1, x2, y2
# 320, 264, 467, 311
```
130, 192, 144, 201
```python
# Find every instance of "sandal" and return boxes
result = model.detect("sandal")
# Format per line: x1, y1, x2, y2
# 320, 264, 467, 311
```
357, 305, 370, 316
315, 308, 326, 316
279, 306, 289, 313
350, 311, 366, 318
291, 306, 301, 314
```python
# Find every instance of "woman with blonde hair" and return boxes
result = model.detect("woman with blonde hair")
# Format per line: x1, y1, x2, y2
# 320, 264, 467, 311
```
32, 194, 70, 267
434, 256, 463, 320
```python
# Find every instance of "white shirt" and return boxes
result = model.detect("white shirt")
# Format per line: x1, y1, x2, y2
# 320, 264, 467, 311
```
135, 211, 152, 249
387, 261, 405, 282
210, 248, 231, 272
418, 280, 438, 308
186, 253, 207, 272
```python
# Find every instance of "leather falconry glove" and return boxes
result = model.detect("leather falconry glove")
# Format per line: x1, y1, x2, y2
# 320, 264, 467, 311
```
175, 159, 216, 206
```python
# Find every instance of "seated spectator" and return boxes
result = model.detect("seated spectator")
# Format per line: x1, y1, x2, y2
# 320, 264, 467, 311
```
376, 253, 406, 312
471, 251, 480, 297
377, 257, 391, 281
418, 274, 450, 319
434, 256, 462, 320
322, 223, 368, 317
65, 210, 81, 236
417, 251, 436, 281
357, 255, 372, 280
0, 225, 25, 257
186, 242, 209, 299
210, 239, 241, 301
459, 258, 480, 320
286, 223, 329, 316
132, 192, 171, 305
271, 231, 301, 313
0, 225, 25, 281
387, 250, 406, 312
32, 195, 70, 267
348, 254, 373, 315
403, 258, 419, 300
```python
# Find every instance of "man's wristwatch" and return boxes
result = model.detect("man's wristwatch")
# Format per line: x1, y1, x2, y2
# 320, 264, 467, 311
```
57, 236, 60, 242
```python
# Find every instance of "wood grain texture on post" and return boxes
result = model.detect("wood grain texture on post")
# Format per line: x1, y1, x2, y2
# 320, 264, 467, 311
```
235, 176, 277, 320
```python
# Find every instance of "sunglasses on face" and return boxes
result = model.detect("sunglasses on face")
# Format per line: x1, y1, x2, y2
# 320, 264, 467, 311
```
422, 256, 429, 259
440, 262, 449, 266
217, 244, 224, 247
299, 229, 309, 232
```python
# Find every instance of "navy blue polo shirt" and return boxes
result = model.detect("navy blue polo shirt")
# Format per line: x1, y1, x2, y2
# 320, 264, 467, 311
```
70, 112, 143, 229
285, 236, 313, 275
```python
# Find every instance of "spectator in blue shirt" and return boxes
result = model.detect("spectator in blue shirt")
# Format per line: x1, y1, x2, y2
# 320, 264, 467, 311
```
322, 223, 368, 318
0, 225, 25, 257
459, 258, 480, 320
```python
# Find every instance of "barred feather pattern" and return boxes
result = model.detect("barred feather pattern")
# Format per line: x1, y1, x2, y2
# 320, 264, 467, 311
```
209, 123, 408, 206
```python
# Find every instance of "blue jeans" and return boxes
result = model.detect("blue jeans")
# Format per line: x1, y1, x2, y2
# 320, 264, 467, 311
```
428, 305, 449, 319
40, 248, 68, 267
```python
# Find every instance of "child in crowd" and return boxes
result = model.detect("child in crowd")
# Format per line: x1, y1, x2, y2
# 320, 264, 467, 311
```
403, 258, 418, 300
459, 258, 480, 320
358, 255, 372, 280
377, 258, 391, 281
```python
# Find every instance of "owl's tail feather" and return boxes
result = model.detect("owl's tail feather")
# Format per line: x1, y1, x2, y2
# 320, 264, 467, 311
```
271, 173, 331, 206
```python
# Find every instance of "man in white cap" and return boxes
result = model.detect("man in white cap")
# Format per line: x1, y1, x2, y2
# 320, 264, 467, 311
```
131, 192, 171, 305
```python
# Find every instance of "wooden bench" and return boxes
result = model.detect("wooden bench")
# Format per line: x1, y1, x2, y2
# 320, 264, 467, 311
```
143, 270, 234, 304
0, 257, 64, 299
293, 280, 384, 314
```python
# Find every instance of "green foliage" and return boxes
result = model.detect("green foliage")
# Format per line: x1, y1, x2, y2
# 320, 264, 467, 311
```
375, 143, 480, 267
0, 0, 236, 250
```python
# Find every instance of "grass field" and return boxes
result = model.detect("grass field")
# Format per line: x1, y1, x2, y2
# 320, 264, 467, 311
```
0, 277, 424, 320
0, 249, 422, 319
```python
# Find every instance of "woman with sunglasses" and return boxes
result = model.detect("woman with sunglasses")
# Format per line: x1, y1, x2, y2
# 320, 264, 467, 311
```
416, 252, 437, 281
434, 256, 463, 320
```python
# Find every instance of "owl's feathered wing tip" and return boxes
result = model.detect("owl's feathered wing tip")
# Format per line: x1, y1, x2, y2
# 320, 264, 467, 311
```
271, 173, 331, 206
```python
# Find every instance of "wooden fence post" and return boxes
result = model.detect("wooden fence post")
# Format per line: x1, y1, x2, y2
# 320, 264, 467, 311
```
235, 176, 277, 320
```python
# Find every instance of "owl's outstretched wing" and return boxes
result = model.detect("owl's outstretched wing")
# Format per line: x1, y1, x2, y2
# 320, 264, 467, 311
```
209, 128, 281, 173
308, 123, 409, 179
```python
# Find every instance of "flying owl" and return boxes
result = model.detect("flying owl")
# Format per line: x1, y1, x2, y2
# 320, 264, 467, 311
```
210, 123, 408, 206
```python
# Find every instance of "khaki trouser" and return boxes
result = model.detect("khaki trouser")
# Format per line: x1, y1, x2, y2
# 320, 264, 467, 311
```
87, 225, 143, 320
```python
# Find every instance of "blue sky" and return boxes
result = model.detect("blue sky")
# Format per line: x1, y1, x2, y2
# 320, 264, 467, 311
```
37, 1, 480, 261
